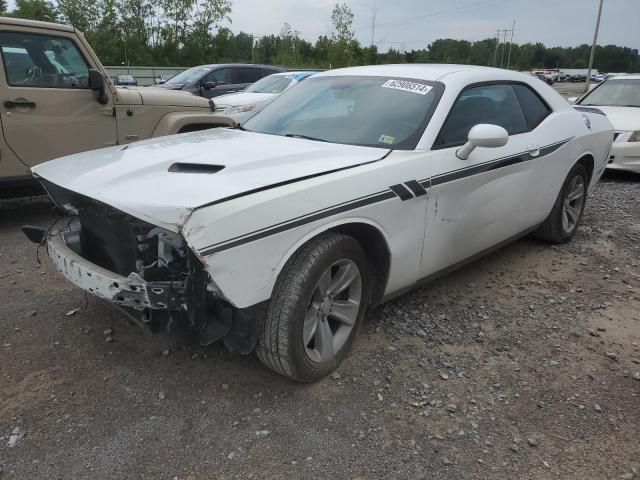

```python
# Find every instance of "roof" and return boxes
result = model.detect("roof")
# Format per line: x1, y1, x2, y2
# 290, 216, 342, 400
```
270, 71, 317, 80
317, 64, 527, 82
199, 63, 286, 70
0, 16, 75, 33
608, 74, 640, 80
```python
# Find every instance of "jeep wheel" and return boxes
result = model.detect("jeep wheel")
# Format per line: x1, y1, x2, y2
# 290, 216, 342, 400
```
256, 232, 370, 383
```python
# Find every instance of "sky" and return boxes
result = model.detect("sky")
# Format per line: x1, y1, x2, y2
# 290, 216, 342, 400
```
225, 0, 640, 51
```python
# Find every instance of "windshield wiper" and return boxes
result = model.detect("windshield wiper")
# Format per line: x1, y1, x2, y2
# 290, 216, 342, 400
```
284, 133, 328, 143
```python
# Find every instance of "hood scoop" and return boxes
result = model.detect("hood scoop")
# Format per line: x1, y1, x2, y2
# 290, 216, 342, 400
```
168, 163, 225, 174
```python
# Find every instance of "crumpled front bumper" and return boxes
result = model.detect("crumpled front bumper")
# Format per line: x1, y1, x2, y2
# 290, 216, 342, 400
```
48, 230, 184, 310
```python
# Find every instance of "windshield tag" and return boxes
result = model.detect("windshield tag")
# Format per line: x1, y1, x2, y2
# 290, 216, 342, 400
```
378, 134, 396, 145
381, 79, 432, 95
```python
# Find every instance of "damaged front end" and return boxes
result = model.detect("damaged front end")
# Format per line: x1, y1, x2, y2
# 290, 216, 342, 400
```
31, 180, 264, 353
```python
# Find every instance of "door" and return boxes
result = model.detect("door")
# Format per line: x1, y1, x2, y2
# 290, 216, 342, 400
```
0, 30, 116, 167
231, 66, 265, 92
420, 82, 551, 277
201, 67, 235, 98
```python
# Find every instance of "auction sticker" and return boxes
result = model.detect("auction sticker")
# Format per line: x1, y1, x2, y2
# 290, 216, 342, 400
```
381, 79, 432, 95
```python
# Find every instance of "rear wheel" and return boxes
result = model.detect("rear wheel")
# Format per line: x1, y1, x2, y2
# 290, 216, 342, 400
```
536, 162, 588, 243
256, 232, 370, 382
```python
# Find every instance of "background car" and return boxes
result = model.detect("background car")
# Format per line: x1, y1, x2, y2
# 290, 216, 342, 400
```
213, 71, 316, 122
154, 74, 173, 85
0, 17, 233, 194
114, 74, 138, 86
153, 63, 286, 98
574, 74, 640, 173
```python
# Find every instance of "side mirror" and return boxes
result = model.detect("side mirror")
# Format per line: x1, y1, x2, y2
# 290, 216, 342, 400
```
201, 81, 217, 90
456, 124, 509, 160
88, 69, 108, 105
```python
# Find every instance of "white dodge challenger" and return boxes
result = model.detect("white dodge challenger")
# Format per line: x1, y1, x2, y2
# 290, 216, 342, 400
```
27, 65, 613, 382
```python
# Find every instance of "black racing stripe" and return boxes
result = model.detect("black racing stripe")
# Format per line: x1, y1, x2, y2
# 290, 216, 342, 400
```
573, 106, 606, 116
200, 190, 396, 256
432, 153, 531, 186
404, 180, 428, 197
198, 189, 389, 252
389, 184, 413, 201
199, 138, 572, 257
193, 150, 392, 212
431, 138, 572, 187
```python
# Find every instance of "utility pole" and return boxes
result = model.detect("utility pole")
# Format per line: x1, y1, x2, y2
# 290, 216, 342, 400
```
493, 25, 515, 68
493, 29, 500, 67
585, 0, 604, 92
500, 28, 507, 67
370, 5, 376, 46
506, 19, 516, 69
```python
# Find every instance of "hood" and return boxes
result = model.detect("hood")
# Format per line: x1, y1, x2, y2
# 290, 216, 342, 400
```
151, 83, 185, 90
32, 129, 388, 230
214, 92, 276, 108
587, 106, 640, 131
121, 87, 210, 108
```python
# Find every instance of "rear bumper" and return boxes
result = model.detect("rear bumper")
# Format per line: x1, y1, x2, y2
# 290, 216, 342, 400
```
608, 142, 640, 173
48, 230, 184, 310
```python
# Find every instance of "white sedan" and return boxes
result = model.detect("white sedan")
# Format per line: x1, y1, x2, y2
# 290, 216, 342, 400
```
29, 65, 613, 382
212, 71, 316, 123
572, 74, 640, 173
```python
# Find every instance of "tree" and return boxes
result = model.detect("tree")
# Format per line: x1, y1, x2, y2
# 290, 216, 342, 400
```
329, 3, 355, 67
0, 0, 8, 14
4, 0, 638, 73
11, 0, 58, 22
331, 2, 354, 43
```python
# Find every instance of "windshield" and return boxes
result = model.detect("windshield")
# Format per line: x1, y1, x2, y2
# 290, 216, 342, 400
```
579, 79, 640, 107
165, 66, 212, 85
243, 76, 442, 149
246, 75, 294, 93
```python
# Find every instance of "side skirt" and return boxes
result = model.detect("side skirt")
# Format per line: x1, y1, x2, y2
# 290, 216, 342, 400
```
380, 225, 540, 304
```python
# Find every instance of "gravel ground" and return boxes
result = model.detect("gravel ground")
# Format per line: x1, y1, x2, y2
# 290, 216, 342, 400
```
1, 170, 639, 480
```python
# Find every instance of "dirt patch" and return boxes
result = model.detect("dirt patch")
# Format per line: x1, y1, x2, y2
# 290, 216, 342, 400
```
1, 173, 639, 480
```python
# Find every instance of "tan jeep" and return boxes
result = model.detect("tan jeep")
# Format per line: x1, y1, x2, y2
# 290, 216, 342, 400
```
0, 17, 231, 191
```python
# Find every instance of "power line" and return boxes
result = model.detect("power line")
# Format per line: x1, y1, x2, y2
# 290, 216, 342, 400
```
374, 0, 506, 29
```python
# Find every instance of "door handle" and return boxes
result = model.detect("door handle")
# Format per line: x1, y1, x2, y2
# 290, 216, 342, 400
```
4, 100, 36, 109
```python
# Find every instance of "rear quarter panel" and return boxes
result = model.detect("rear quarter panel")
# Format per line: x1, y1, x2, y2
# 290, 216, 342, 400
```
528, 108, 612, 226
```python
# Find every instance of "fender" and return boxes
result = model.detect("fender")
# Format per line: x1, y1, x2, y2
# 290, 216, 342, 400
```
151, 112, 235, 137
272, 216, 392, 287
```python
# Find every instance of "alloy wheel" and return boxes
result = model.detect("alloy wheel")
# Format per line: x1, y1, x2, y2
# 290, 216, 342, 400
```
562, 175, 585, 234
303, 259, 362, 363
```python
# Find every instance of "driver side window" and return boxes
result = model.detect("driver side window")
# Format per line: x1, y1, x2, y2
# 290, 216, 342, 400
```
0, 31, 90, 89
206, 68, 232, 85
435, 84, 528, 148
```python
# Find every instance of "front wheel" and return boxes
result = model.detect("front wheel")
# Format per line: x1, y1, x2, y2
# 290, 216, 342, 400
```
536, 162, 588, 243
256, 232, 370, 382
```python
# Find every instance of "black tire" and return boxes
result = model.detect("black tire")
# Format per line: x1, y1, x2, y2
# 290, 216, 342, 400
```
256, 232, 370, 383
536, 162, 588, 243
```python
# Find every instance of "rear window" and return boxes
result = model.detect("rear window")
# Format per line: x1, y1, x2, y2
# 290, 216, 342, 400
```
235, 67, 263, 84
513, 84, 551, 130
